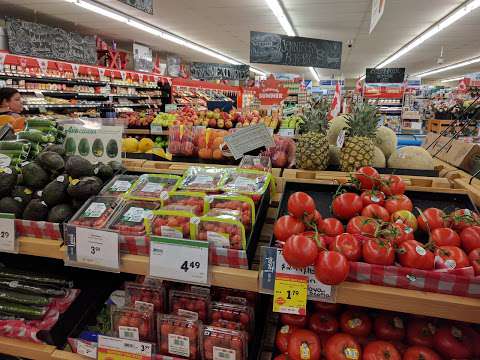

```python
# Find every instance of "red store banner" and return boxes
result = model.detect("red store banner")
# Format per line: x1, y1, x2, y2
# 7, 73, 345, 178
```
253, 75, 289, 105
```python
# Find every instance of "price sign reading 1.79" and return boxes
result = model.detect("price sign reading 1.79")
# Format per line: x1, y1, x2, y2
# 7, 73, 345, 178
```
0, 213, 17, 253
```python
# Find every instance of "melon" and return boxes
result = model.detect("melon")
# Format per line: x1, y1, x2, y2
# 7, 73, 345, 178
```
328, 145, 341, 166
327, 115, 348, 145
375, 126, 397, 159
372, 146, 386, 168
388, 146, 434, 170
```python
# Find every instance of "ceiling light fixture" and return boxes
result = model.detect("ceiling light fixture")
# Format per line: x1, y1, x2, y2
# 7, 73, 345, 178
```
376, 0, 480, 69
440, 76, 464, 83
63, 0, 266, 76
415, 56, 480, 78
310, 67, 320, 82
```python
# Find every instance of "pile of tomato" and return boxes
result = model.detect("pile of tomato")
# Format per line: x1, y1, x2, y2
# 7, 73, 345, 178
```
275, 302, 480, 360
274, 166, 480, 285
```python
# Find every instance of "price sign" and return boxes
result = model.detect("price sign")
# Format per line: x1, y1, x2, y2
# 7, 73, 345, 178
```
273, 273, 307, 315
336, 130, 346, 148
65, 225, 120, 272
97, 335, 152, 360
76, 341, 96, 359
149, 236, 209, 284
0, 213, 17, 253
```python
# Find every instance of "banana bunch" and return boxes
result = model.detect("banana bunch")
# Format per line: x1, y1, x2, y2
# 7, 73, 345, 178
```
152, 112, 177, 127
280, 115, 304, 129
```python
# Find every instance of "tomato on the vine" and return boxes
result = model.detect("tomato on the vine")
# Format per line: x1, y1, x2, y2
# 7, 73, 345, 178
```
314, 251, 350, 285
332, 193, 363, 220
433, 324, 473, 359
460, 225, 480, 253
403, 346, 440, 360
361, 190, 386, 207
434, 245, 469, 269
276, 325, 296, 353
363, 341, 401, 360
325, 333, 361, 360
274, 215, 305, 242
319, 218, 344, 237
391, 210, 417, 231
305, 210, 323, 230
312, 302, 341, 314
469, 248, 480, 275
329, 233, 361, 261
361, 204, 390, 222
417, 208, 447, 232
397, 240, 434, 270
283, 234, 319, 268
430, 227, 460, 247
280, 313, 307, 327
346, 216, 379, 236
288, 192, 316, 219
380, 175, 406, 196
287, 329, 322, 360
340, 309, 372, 337
406, 318, 436, 348
354, 166, 380, 190
380, 223, 413, 245
450, 209, 480, 231
362, 238, 395, 265
308, 312, 339, 339
385, 195, 413, 214
374, 313, 405, 341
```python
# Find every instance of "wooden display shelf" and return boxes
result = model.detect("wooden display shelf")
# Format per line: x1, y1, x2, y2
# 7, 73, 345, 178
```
0, 337, 55, 360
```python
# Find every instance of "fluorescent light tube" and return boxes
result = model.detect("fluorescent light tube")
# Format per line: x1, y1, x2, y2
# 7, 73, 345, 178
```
440, 76, 464, 83
416, 56, 480, 77
264, 0, 296, 36
310, 67, 320, 82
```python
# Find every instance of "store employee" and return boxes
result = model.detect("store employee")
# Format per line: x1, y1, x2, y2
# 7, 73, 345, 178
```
0, 87, 25, 132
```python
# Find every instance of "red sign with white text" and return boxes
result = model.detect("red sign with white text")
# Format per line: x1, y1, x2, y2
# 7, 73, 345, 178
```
253, 75, 289, 105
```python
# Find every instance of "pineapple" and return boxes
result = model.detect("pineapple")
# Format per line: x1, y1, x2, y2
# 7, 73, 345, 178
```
340, 103, 380, 172
295, 99, 330, 170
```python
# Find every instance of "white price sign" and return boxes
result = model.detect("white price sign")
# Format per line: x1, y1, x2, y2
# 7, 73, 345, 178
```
70, 227, 120, 271
76, 341, 97, 359
0, 213, 17, 253
149, 236, 209, 284
97, 335, 152, 359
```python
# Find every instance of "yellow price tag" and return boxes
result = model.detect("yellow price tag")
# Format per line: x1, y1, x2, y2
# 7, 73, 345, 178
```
273, 273, 307, 315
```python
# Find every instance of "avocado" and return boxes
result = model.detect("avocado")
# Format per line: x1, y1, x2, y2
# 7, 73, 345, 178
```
71, 198, 85, 210
93, 163, 113, 182
37, 151, 65, 172
41, 175, 68, 207
65, 156, 93, 178
47, 204, 74, 223
21, 163, 49, 190
78, 138, 90, 156
67, 176, 102, 200
0, 197, 24, 218
65, 137, 76, 156
11, 186, 33, 205
0, 167, 17, 197
22, 199, 49, 221
106, 139, 119, 158
92, 139, 104, 157
44, 144, 66, 157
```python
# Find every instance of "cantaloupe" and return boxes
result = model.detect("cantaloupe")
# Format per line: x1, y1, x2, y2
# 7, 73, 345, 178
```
375, 126, 397, 159
327, 115, 348, 145
328, 145, 341, 166
372, 146, 386, 168
388, 146, 434, 170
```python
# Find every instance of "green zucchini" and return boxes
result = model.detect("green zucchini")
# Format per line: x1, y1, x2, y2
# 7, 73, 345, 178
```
0, 300, 46, 319
25, 119, 56, 127
0, 268, 73, 288
0, 279, 66, 297
0, 289, 50, 306
16, 130, 49, 144
0, 150, 25, 157
0, 141, 30, 151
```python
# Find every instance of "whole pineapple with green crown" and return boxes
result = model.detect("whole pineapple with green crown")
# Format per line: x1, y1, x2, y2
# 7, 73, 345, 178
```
295, 99, 330, 170
340, 103, 380, 172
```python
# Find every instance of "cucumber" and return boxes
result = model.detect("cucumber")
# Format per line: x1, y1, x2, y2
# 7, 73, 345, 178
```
0, 150, 25, 157
0, 289, 50, 306
25, 119, 56, 127
0, 279, 66, 297
25, 125, 58, 134
0, 268, 73, 288
0, 141, 30, 151
0, 300, 47, 319
16, 130, 49, 143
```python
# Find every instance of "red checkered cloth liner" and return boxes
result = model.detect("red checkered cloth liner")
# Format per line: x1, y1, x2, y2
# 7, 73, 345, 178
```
15, 219, 62, 240
349, 262, 480, 298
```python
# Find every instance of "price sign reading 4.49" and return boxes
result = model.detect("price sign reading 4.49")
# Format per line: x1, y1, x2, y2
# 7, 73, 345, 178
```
0, 213, 17, 253
273, 273, 308, 315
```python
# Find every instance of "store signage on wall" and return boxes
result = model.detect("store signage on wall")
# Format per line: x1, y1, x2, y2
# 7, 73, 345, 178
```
253, 75, 289, 106
190, 62, 250, 80
364, 83, 404, 98
273, 73, 301, 81
5, 18, 97, 65
167, 55, 181, 77
118, 0, 153, 14
366, 68, 405, 83
133, 43, 154, 72
370, 0, 386, 33
250, 31, 342, 69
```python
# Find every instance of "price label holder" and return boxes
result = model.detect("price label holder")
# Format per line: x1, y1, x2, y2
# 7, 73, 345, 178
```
278, 128, 295, 137
0, 213, 18, 254
273, 273, 308, 315
259, 246, 337, 303
65, 225, 120, 272
149, 236, 209, 285
224, 123, 275, 160
76, 341, 97, 359
97, 335, 152, 360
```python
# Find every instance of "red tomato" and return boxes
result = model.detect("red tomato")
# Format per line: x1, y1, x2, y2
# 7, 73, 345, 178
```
397, 240, 434, 270
361, 204, 390, 222
380, 223, 413, 245
280, 313, 307, 327
283, 234, 319, 268
469, 248, 480, 275
340, 309, 372, 337
355, 166, 380, 190
433, 324, 473, 359
385, 195, 413, 214
406, 318, 436, 348
287, 329, 322, 360
312, 302, 341, 314
274, 215, 305, 242
434, 246, 469, 269
380, 175, 406, 196
276, 325, 296, 353
374, 313, 405, 341
314, 251, 350, 285
460, 225, 480, 253
332, 193, 363, 220
391, 210, 418, 231
288, 192, 316, 219
308, 312, 339, 338
305, 210, 323, 230
320, 218, 344, 237
329, 233, 362, 261
430, 227, 460, 247
417, 208, 446, 233
325, 333, 361, 360
363, 341, 401, 360
361, 190, 386, 207
362, 239, 395, 265
346, 216, 379, 236
301, 231, 327, 249
450, 209, 480, 231
403, 346, 440, 360
274, 355, 289, 360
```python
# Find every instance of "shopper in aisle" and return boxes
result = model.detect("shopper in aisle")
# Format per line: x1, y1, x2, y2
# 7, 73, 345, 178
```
0, 87, 25, 132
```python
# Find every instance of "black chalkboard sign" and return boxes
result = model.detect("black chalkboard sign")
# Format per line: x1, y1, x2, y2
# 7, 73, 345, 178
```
190, 63, 250, 80
118, 0, 153, 14
250, 31, 342, 69
366, 68, 405, 83
5, 18, 97, 65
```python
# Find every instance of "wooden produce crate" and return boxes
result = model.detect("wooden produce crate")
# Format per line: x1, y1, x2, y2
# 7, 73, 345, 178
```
427, 118, 476, 134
